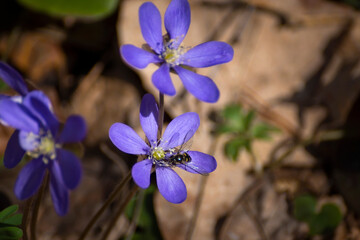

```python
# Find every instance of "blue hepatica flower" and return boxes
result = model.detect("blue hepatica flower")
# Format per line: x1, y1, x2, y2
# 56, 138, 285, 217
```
0, 62, 53, 125
120, 0, 234, 103
0, 63, 86, 216
109, 94, 217, 203
0, 62, 30, 112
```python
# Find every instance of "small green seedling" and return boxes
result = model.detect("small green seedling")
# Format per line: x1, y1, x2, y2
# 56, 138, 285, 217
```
294, 195, 342, 236
216, 104, 279, 162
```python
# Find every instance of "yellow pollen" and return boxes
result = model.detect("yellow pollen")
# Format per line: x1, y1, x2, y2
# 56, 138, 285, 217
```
39, 137, 55, 156
152, 147, 165, 160
163, 48, 181, 64
26, 133, 57, 162
161, 37, 189, 65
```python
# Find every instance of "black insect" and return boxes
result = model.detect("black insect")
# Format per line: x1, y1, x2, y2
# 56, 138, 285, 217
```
167, 152, 208, 176
169, 152, 191, 164
166, 130, 209, 176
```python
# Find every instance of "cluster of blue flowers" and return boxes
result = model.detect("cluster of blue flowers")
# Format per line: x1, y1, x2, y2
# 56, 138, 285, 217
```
113, 0, 233, 203
0, 0, 233, 214
0, 62, 86, 216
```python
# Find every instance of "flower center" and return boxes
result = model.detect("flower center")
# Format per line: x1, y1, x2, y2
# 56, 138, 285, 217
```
162, 47, 182, 65
151, 146, 165, 161
26, 132, 57, 164
160, 38, 188, 66
39, 137, 56, 156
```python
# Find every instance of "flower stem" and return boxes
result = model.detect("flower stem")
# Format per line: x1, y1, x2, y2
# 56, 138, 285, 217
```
30, 172, 49, 240
21, 197, 33, 240
101, 185, 139, 240
158, 92, 165, 137
78, 171, 132, 240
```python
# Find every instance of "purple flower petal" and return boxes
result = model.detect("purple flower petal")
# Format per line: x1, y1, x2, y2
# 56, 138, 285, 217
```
178, 151, 217, 174
181, 41, 234, 68
164, 0, 190, 47
140, 94, 159, 146
24, 92, 59, 136
132, 159, 153, 189
57, 149, 82, 190
18, 131, 40, 151
4, 130, 25, 168
23, 90, 52, 109
156, 166, 187, 203
0, 94, 7, 100
14, 157, 46, 200
159, 112, 199, 150
139, 2, 163, 54
58, 115, 86, 143
174, 66, 219, 103
109, 123, 150, 155
0, 99, 39, 133
0, 61, 28, 96
50, 162, 69, 216
120, 44, 162, 69
152, 63, 176, 96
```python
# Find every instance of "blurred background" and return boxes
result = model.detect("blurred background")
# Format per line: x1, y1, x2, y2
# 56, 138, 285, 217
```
1, 0, 360, 239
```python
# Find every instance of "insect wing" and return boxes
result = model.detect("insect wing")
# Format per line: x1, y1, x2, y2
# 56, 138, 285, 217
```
178, 163, 209, 176
177, 130, 194, 152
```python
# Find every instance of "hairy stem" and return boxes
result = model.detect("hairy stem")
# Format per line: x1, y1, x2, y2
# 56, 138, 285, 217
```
30, 172, 48, 240
78, 171, 132, 240
21, 197, 33, 240
158, 92, 165, 137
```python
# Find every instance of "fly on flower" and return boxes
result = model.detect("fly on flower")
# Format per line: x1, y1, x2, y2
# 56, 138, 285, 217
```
162, 130, 210, 176
120, 0, 234, 103
109, 94, 217, 203
0, 62, 86, 216
168, 152, 209, 176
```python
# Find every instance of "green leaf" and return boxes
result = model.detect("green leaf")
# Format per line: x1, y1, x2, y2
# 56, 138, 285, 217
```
224, 138, 250, 162
0, 205, 22, 227
251, 123, 279, 140
243, 110, 256, 131
217, 104, 258, 136
309, 203, 342, 236
0, 206, 19, 222
17, 0, 119, 19
294, 196, 342, 236
294, 195, 316, 222
1, 214, 22, 226
217, 104, 249, 134
222, 104, 242, 121
319, 204, 342, 228
0, 227, 23, 240
216, 124, 239, 134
